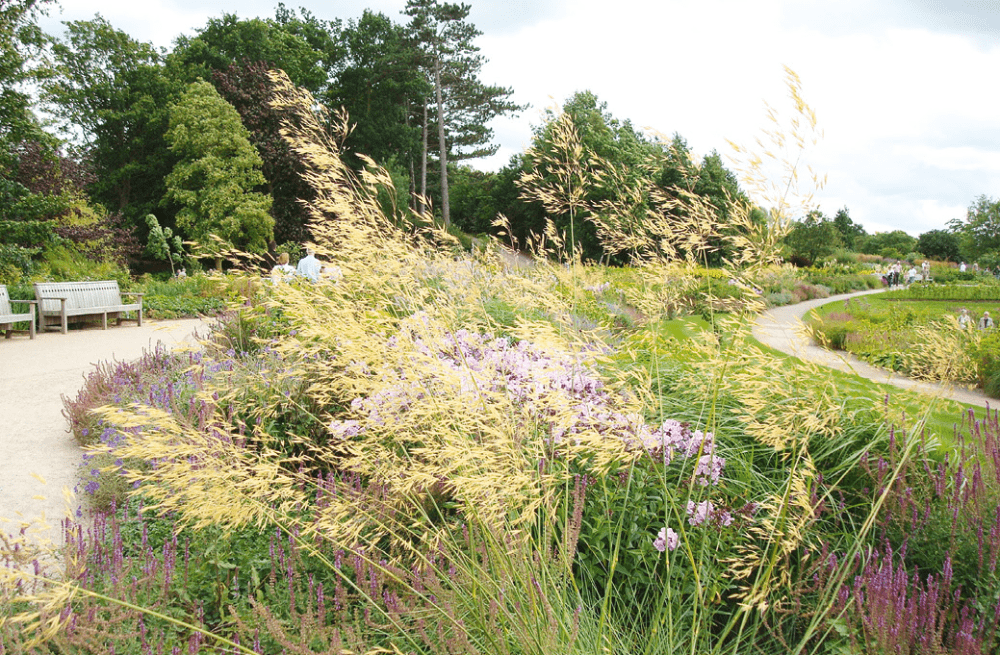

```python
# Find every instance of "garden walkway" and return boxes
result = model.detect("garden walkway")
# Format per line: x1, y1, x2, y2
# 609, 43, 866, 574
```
752, 288, 991, 409
0, 318, 208, 550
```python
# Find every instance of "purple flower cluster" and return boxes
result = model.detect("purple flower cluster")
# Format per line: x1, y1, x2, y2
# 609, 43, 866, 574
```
640, 420, 725, 486
331, 323, 623, 441
686, 500, 732, 527
584, 282, 611, 294
653, 526, 679, 552
329, 322, 726, 488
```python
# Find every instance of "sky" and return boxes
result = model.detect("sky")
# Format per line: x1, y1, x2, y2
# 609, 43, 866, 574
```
37, 0, 1000, 237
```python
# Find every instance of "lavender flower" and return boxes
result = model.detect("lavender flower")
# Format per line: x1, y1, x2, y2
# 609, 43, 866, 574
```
653, 526, 679, 552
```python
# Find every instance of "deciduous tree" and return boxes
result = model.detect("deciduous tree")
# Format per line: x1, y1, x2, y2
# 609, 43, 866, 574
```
164, 80, 273, 264
917, 228, 960, 262
42, 16, 178, 229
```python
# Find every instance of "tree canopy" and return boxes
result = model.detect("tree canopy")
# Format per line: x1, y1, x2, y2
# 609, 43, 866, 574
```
164, 80, 273, 257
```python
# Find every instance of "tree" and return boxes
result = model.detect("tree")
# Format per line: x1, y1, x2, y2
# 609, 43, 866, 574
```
169, 12, 338, 94
954, 195, 1000, 263
164, 80, 273, 264
330, 10, 427, 173
832, 206, 866, 250
858, 230, 917, 259
916, 228, 960, 262
42, 16, 179, 230
404, 0, 522, 227
784, 210, 842, 266
0, 0, 50, 156
211, 60, 315, 245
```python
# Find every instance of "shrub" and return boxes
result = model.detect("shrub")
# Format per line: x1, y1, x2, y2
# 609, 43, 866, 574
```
975, 331, 1000, 398
765, 290, 795, 306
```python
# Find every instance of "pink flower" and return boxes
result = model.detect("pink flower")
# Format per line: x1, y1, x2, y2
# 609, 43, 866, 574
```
653, 526, 679, 552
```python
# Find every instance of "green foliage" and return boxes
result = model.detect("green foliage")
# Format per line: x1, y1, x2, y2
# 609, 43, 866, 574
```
0, 242, 39, 284
784, 210, 843, 266
164, 80, 274, 255
882, 283, 1000, 301
831, 206, 866, 249
954, 194, 1000, 264
35, 244, 131, 286
917, 228, 960, 262
169, 11, 339, 94
144, 213, 185, 275
331, 10, 426, 171
0, 0, 50, 154
973, 331, 1000, 398
858, 230, 917, 259
43, 16, 179, 230
0, 218, 55, 245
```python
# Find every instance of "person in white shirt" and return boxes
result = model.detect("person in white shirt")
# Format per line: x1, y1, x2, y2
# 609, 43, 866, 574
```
979, 311, 993, 330
271, 252, 296, 284
296, 248, 321, 281
960, 261, 967, 272
958, 308, 972, 329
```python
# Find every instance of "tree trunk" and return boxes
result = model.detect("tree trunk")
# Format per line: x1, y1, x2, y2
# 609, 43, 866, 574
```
434, 58, 450, 229
420, 98, 428, 215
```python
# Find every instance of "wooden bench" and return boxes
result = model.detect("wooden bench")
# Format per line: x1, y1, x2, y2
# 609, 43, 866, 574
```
0, 284, 36, 339
33, 280, 143, 334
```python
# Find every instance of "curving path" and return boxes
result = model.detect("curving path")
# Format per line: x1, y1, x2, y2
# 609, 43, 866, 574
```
752, 288, 991, 409
0, 318, 208, 548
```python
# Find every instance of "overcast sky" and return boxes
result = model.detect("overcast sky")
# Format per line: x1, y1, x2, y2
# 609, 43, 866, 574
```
38, 0, 1000, 236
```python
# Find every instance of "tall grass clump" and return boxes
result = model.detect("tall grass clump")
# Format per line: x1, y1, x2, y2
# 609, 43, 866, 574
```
8, 67, 997, 655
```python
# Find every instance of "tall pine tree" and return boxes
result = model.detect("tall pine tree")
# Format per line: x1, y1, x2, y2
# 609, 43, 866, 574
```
404, 0, 522, 228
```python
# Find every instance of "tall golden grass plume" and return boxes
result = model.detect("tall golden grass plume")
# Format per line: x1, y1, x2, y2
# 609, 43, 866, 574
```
726, 65, 826, 270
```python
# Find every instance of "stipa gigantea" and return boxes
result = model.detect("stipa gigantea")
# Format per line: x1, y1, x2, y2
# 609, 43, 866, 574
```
517, 108, 602, 264
726, 65, 826, 271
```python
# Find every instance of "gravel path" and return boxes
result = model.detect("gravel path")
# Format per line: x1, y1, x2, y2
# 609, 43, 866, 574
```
0, 318, 208, 548
752, 288, 991, 408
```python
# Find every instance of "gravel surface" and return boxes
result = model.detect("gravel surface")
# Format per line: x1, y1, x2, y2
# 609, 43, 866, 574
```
0, 318, 208, 548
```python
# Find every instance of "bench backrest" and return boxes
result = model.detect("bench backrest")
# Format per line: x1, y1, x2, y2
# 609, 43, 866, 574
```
0, 284, 13, 316
34, 281, 124, 314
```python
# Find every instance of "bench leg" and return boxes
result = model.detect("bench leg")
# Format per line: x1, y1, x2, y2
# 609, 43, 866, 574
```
29, 316, 35, 339
61, 313, 67, 334
102, 313, 108, 330
138, 308, 143, 327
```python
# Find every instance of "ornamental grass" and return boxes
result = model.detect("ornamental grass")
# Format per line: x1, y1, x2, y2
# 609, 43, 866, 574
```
3, 68, 999, 655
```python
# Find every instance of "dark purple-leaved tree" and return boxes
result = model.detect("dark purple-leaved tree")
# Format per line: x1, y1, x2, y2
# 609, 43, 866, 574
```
212, 60, 316, 245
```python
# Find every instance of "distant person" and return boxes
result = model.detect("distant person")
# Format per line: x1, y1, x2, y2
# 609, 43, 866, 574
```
271, 252, 296, 284
979, 311, 994, 330
296, 247, 321, 281
960, 261, 967, 272
907, 265, 916, 285
974, 262, 980, 273
958, 308, 972, 329
921, 260, 930, 281
175, 267, 187, 279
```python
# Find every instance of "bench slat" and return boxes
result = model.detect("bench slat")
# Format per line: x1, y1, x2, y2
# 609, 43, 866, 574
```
34, 280, 142, 333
